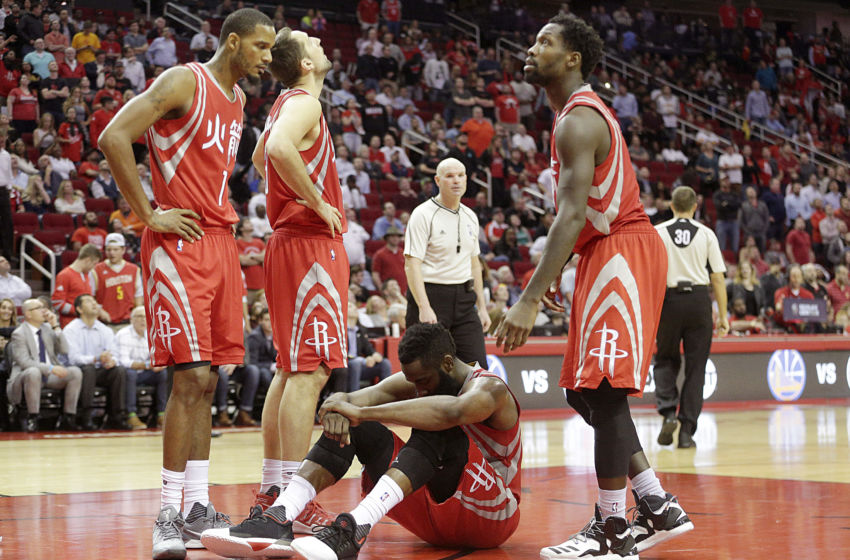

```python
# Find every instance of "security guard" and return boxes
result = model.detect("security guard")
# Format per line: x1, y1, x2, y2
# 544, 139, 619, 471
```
653, 186, 729, 448
404, 158, 491, 366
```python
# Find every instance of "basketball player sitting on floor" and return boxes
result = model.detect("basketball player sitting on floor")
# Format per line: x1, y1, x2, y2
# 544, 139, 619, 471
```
200, 323, 522, 559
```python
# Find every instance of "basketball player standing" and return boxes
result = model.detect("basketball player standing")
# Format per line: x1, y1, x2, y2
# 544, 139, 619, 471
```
210, 27, 348, 545
495, 14, 694, 560
98, 9, 275, 560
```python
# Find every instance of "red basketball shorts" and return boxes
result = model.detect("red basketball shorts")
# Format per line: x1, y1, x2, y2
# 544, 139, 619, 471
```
361, 431, 520, 548
265, 232, 349, 372
560, 222, 667, 396
141, 228, 244, 367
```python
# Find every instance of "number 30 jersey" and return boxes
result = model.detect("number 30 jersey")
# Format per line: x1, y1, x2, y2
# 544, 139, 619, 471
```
146, 62, 245, 229
654, 217, 726, 287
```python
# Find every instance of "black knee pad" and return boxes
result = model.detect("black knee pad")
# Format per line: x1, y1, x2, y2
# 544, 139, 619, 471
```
391, 427, 469, 492
306, 434, 357, 481
350, 422, 396, 482
566, 388, 592, 425
581, 385, 640, 479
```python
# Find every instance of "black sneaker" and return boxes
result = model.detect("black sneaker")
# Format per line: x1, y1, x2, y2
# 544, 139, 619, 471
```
657, 416, 678, 445
200, 504, 293, 558
630, 490, 694, 552
677, 430, 696, 448
540, 505, 638, 559
290, 513, 371, 560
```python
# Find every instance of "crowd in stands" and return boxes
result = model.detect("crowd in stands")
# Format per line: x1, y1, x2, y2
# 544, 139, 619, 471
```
1, 0, 850, 432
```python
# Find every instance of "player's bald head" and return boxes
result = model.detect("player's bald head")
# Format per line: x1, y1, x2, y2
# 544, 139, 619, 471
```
435, 158, 465, 178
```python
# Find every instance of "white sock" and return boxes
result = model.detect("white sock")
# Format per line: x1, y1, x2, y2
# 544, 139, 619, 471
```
272, 474, 317, 522
183, 460, 210, 516
350, 475, 405, 527
161, 467, 184, 511
280, 460, 300, 490
261, 459, 283, 493
630, 468, 666, 499
598, 487, 627, 520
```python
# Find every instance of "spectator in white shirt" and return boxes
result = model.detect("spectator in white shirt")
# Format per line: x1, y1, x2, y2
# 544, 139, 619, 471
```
511, 123, 536, 153
661, 141, 689, 165
357, 27, 382, 57
120, 47, 146, 92
0, 256, 31, 305
379, 133, 412, 168
423, 51, 450, 101
718, 144, 744, 187
656, 85, 679, 139
190, 21, 219, 56
342, 208, 370, 268
250, 204, 272, 239
114, 306, 167, 429
397, 104, 424, 132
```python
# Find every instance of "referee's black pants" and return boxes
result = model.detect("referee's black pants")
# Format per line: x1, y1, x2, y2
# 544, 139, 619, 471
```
406, 281, 487, 367
653, 287, 713, 436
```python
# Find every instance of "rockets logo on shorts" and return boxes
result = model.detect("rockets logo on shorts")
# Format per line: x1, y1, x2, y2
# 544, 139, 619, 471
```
588, 323, 629, 378
155, 308, 183, 352
465, 459, 497, 493
305, 317, 338, 361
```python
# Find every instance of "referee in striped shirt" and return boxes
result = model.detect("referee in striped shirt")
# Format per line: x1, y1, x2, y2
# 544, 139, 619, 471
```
653, 186, 729, 449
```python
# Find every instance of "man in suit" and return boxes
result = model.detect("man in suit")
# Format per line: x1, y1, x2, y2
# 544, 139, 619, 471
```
8, 299, 83, 432
345, 300, 392, 392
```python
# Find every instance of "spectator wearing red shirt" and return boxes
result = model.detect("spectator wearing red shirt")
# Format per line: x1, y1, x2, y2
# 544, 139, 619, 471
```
0, 52, 21, 100
785, 217, 814, 265
809, 198, 826, 247
78, 150, 101, 187
235, 218, 265, 304
372, 226, 406, 293
381, 0, 402, 37
826, 265, 850, 311
774, 264, 815, 333
93, 74, 123, 110
100, 29, 122, 63
357, 0, 380, 30
52, 244, 100, 327
718, 0, 738, 51
775, 143, 799, 176
494, 83, 520, 133
58, 46, 86, 82
367, 134, 386, 164
728, 297, 765, 335
460, 106, 495, 158
7, 74, 39, 133
71, 212, 109, 251
485, 207, 509, 245
58, 106, 84, 163
742, 0, 763, 47
89, 96, 116, 148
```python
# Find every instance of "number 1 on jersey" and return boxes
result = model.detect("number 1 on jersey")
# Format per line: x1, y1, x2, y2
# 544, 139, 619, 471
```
218, 170, 228, 206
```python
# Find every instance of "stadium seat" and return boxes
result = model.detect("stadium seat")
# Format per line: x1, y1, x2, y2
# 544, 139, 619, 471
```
12, 212, 38, 234
61, 250, 78, 268
41, 213, 75, 233
518, 245, 530, 261
513, 260, 535, 278
33, 230, 68, 253
378, 179, 399, 195
85, 198, 115, 214
359, 207, 382, 222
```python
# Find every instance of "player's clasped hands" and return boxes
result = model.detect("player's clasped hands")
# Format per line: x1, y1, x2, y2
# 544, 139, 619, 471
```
149, 207, 204, 242
494, 298, 538, 354
318, 394, 362, 446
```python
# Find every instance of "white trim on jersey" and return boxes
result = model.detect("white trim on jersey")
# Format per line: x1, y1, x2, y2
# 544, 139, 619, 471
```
147, 64, 208, 186
145, 246, 202, 362
575, 254, 644, 389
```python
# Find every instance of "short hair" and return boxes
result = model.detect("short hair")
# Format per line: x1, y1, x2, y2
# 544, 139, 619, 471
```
398, 323, 456, 371
131, 305, 146, 318
548, 13, 604, 80
219, 8, 273, 47
269, 27, 306, 88
73, 293, 94, 315
671, 186, 697, 213
78, 243, 102, 261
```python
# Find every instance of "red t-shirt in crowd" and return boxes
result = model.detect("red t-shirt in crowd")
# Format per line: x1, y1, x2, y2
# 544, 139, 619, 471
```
58, 61, 86, 80
71, 226, 108, 249
0, 65, 20, 97
9, 87, 38, 121
495, 93, 520, 125
826, 280, 850, 310
785, 229, 813, 264
742, 7, 763, 29
372, 245, 406, 293
357, 0, 380, 25
382, 0, 401, 22
236, 237, 265, 291
58, 121, 84, 162
89, 107, 115, 148
719, 5, 738, 29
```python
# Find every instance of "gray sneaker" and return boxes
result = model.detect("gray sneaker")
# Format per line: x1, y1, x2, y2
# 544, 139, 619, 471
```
152, 506, 186, 560
181, 502, 232, 549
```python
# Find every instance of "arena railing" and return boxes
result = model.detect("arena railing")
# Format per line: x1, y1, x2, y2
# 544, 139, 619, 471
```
19, 234, 57, 295
798, 58, 841, 99
446, 11, 480, 50
164, 2, 202, 34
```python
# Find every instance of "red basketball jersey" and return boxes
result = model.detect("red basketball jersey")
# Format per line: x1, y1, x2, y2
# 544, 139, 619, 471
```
94, 260, 139, 323
264, 89, 347, 239
146, 62, 245, 229
461, 367, 522, 506
549, 85, 648, 254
